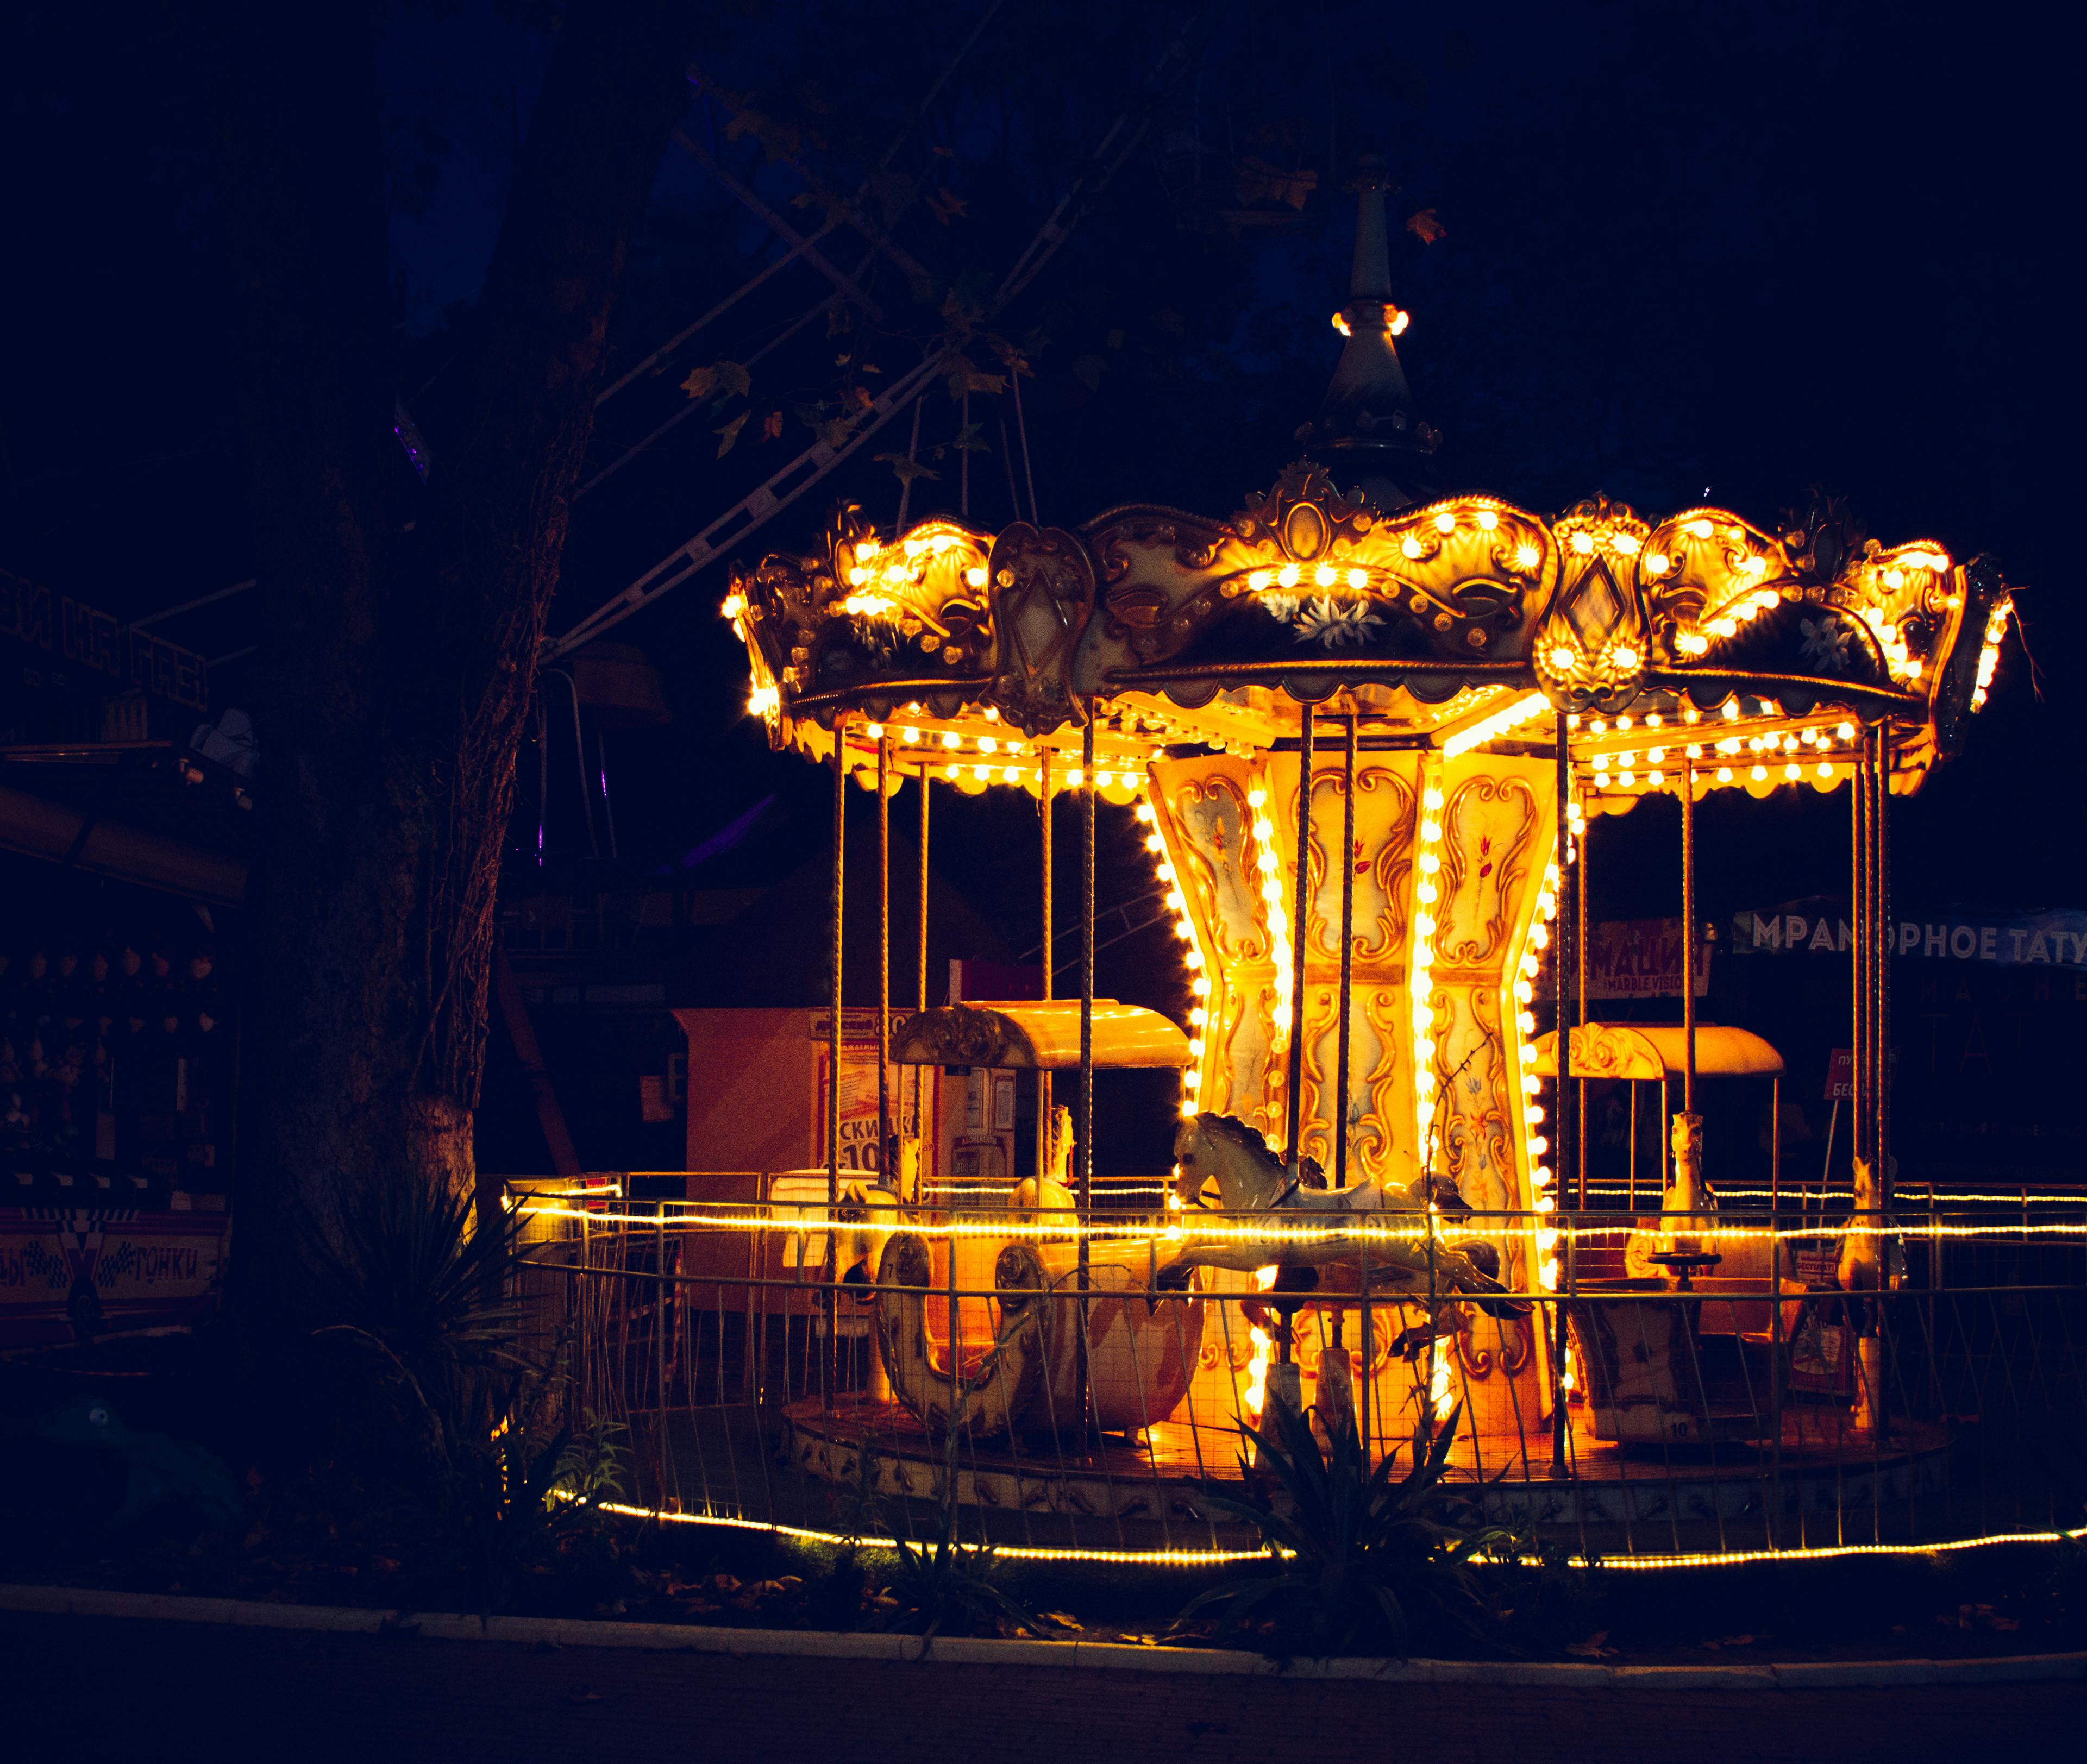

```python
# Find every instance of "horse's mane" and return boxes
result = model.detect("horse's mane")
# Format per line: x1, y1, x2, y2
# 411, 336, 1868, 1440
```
1193, 1113, 1326, 1187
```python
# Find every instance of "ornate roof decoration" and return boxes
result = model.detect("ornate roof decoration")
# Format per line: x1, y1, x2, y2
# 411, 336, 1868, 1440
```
728, 463, 2008, 798
719, 169, 2015, 813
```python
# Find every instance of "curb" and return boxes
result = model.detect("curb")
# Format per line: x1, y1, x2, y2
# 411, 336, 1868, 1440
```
3, 1583, 2082, 1689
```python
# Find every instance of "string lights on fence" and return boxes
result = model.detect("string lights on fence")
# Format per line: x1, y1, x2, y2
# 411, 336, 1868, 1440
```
590, 1497, 2087, 1575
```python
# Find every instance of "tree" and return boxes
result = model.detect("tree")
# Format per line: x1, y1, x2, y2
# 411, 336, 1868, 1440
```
222, 0, 698, 1319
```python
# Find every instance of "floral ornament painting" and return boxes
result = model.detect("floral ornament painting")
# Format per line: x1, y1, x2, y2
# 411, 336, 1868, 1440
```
1263, 595, 1385, 648
1800, 614, 1852, 672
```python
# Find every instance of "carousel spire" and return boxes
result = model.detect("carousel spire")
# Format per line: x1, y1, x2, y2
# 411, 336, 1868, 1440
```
1301, 152, 1437, 509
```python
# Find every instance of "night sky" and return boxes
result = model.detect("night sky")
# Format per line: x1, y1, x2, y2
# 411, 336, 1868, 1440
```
2, 0, 2069, 961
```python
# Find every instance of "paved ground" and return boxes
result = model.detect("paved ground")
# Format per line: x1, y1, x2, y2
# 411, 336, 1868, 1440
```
8, 1612, 2080, 1763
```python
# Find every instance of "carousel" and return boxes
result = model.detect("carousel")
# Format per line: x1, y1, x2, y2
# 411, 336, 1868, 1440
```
679, 164, 2023, 1555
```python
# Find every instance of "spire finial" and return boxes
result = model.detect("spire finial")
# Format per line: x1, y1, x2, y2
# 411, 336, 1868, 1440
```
1298, 152, 1437, 509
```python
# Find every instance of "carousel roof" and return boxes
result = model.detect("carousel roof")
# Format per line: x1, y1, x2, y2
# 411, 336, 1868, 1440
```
1530, 1022, 1785, 1081
720, 173, 2014, 819
888, 1001, 1192, 1070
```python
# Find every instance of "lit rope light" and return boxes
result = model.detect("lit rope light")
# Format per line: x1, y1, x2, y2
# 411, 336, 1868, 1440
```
588, 1501, 2087, 1573
1440, 690, 1552, 760
517, 1201, 2087, 1249
1509, 832, 1566, 1291
1411, 769, 1446, 1161
1139, 788, 1207, 1116
1248, 781, 1292, 1039
1971, 595, 2012, 712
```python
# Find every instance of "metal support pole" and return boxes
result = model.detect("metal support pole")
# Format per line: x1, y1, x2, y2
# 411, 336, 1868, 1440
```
1577, 797, 1590, 1210
1285, 706, 1314, 1162
915, 770, 930, 1178
1852, 733, 1869, 1170
1877, 726, 1892, 1209
1875, 725, 1894, 1443
1682, 753, 1698, 1118
1628, 1081, 1638, 1210
1077, 708, 1096, 1435
878, 736, 891, 1177
826, 726, 847, 1410
1770, 1075, 1781, 1209
1332, 713, 1358, 1404
1551, 712, 1572, 1476
1336, 714, 1357, 1186
1039, 746, 1054, 1182
919, 770, 932, 1012
1282, 706, 1314, 1371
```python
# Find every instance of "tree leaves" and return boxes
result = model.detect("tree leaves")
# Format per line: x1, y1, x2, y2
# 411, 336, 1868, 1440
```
1234, 156, 1318, 211
1406, 208, 1447, 244
760, 410, 784, 442
713, 410, 749, 456
925, 186, 968, 225
681, 359, 751, 401
939, 356, 1006, 403
875, 451, 940, 487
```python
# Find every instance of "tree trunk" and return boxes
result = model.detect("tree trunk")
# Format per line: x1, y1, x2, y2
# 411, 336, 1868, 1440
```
223, 1, 694, 1322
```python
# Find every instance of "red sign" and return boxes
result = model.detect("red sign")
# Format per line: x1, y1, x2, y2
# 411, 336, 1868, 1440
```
1826, 1048, 1853, 1101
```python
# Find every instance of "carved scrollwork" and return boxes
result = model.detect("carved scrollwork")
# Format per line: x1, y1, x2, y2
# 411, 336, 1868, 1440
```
1434, 983, 1514, 1210
986, 524, 1094, 736
1437, 774, 1539, 968
1456, 1308, 1532, 1379
888, 1005, 1019, 1068
1171, 775, 1268, 963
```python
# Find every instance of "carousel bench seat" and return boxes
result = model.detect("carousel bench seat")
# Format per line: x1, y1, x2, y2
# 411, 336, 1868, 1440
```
1564, 1286, 1775, 1446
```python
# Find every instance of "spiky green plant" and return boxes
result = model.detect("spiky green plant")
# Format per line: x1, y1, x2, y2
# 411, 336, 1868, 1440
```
880, 1432, 1044, 1643
1176, 1399, 1516, 1659
305, 1171, 530, 1476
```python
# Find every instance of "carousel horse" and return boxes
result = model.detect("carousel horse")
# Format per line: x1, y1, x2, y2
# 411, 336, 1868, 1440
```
1837, 1154, 1904, 1295
1838, 1154, 1903, 1429
1010, 1104, 1076, 1230
1151, 1113, 1524, 1349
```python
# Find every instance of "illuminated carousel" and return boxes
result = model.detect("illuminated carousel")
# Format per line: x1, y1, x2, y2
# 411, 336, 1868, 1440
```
695, 164, 2021, 1553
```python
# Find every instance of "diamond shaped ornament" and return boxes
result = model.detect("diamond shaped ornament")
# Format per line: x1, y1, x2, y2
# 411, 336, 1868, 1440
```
1561, 555, 1626, 654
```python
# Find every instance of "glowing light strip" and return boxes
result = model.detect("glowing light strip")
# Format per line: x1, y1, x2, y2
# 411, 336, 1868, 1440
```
592, 1499, 2087, 1573
1582, 1525, 2087, 1573
1411, 768, 1444, 1160
594, 1502, 1269, 1567
1245, 779, 1290, 1052
1137, 788, 1208, 1116
1971, 596, 2011, 712
518, 1202, 2087, 1247
1439, 689, 1552, 760
1584, 1184, 2087, 1207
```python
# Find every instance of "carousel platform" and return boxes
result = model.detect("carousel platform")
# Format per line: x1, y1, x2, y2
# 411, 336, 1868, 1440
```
775, 1395, 1952, 1550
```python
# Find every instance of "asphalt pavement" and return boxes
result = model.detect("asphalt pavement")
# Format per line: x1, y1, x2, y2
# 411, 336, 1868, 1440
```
7, 1610, 2084, 1763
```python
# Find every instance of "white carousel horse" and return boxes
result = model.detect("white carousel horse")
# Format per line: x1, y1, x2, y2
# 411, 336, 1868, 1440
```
1837, 1154, 1904, 1295
1152, 1113, 1523, 1341
1010, 1104, 1076, 1231
1838, 1154, 1903, 1430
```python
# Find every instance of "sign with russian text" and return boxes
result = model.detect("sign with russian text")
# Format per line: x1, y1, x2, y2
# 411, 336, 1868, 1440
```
1, 566, 211, 712
1589, 918, 1712, 999
0, 1209, 228, 1349
1733, 901, 2087, 969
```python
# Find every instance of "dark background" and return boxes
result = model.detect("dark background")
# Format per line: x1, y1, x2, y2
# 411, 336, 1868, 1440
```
2, 1, 2072, 1178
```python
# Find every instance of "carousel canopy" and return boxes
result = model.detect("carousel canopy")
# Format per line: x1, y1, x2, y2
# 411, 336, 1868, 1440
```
721, 174, 2013, 823
1529, 1023, 1785, 1081
888, 1001, 1191, 1070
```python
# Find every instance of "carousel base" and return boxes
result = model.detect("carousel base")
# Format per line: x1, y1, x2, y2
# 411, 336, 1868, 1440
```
781, 1395, 1952, 1541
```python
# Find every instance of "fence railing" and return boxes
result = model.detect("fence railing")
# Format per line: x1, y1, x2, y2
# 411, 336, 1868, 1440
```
509, 1177, 2087, 1565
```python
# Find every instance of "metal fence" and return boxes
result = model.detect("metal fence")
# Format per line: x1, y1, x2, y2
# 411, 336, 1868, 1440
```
511, 1178, 2087, 1566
